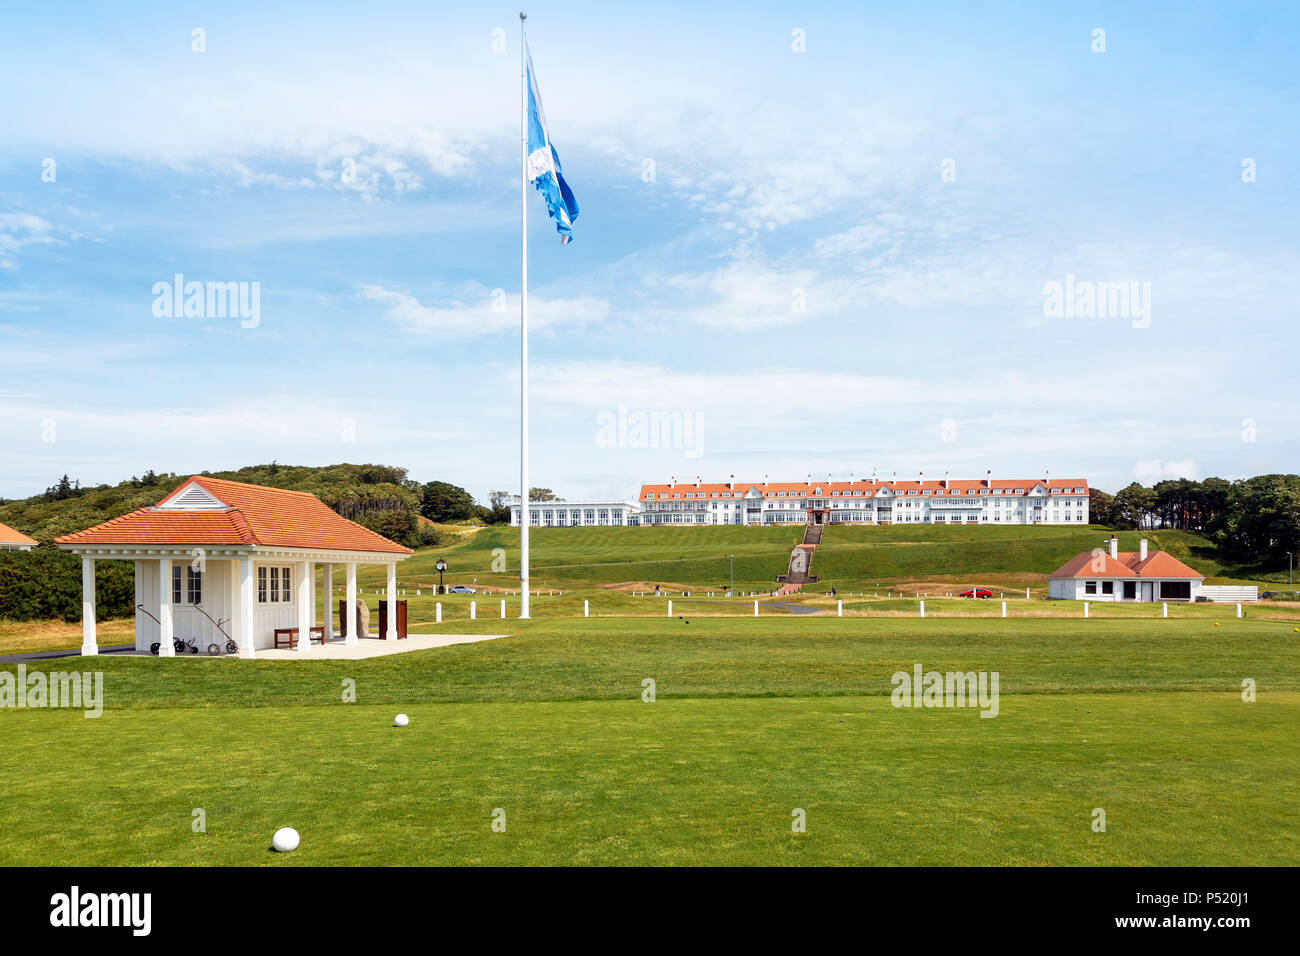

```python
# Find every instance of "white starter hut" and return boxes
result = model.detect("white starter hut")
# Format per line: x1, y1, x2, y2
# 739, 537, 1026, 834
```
1047, 535, 1203, 603
0, 521, 37, 550
56, 476, 412, 657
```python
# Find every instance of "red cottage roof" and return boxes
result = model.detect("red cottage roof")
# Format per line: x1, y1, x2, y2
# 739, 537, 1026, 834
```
1049, 548, 1202, 579
55, 476, 412, 554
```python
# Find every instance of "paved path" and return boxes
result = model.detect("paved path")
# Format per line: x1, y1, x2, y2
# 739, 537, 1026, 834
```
0, 644, 134, 664
1, 635, 502, 663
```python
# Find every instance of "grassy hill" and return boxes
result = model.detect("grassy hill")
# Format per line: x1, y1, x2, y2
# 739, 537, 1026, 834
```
360, 523, 1277, 593
807, 524, 1261, 588
387, 524, 802, 591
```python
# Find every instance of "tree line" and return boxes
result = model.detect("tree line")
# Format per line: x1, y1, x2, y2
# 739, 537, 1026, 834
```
1091, 474, 1300, 566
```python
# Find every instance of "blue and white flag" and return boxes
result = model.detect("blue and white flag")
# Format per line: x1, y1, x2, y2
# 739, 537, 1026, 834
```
526, 43, 580, 244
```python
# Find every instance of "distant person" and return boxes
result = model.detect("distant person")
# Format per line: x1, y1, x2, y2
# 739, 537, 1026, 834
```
654, 584, 661, 597
831, 586, 837, 596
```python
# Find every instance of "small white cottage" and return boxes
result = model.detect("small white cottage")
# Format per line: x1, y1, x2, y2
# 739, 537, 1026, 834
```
0, 521, 37, 550
56, 476, 412, 657
1047, 535, 1203, 603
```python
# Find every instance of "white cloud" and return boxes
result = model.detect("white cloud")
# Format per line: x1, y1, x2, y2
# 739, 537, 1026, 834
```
1133, 459, 1201, 484
359, 283, 610, 336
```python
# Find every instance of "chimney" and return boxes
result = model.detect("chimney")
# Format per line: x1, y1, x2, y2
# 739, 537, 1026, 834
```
695, 476, 701, 488
1139, 539, 1148, 561
669, 476, 676, 488
985, 469, 991, 487
943, 470, 949, 489
727, 474, 734, 490
891, 470, 897, 485
1109, 535, 1118, 560
806, 473, 811, 486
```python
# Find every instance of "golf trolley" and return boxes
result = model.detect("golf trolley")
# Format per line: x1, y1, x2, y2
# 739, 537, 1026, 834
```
192, 603, 238, 656
138, 603, 239, 656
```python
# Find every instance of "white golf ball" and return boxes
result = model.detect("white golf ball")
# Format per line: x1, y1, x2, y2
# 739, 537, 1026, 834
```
272, 827, 299, 852
394, 713, 409, 727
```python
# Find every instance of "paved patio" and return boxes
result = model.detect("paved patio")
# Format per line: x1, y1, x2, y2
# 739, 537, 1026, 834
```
116, 634, 504, 660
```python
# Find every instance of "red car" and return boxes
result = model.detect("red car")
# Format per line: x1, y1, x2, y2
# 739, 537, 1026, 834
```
960, 588, 993, 599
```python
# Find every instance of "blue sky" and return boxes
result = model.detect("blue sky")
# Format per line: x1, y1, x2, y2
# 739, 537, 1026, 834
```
2, 1, 1297, 501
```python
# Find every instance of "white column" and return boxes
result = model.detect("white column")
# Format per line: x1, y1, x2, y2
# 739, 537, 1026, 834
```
501, 599, 506, 618
919, 600, 925, 618
80, 556, 98, 656
837, 600, 842, 617
345, 563, 358, 645
158, 557, 175, 657
584, 599, 589, 617
238, 558, 256, 658
1001, 601, 1007, 618
296, 560, 312, 653
385, 563, 398, 640
323, 563, 334, 639
470, 600, 476, 620
1083, 602, 1089, 618
436, 602, 442, 623
1162, 602, 1168, 618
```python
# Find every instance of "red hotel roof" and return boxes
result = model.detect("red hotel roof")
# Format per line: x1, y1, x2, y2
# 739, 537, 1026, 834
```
639, 478, 1089, 501
0, 521, 38, 545
55, 476, 412, 554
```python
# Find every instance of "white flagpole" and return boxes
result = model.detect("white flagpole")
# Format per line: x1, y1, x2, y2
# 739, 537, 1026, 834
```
519, 11, 531, 619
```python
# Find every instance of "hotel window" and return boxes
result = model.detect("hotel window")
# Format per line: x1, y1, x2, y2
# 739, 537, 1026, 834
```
257, 566, 268, 603
1102, 582, 1114, 594
270, 566, 281, 602
1085, 582, 1097, 595
599, 509, 610, 525
585, 509, 596, 524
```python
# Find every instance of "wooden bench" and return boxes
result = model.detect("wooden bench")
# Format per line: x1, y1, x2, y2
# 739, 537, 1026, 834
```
273, 626, 325, 649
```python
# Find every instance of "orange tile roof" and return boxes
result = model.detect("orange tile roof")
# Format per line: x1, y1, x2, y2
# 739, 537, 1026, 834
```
1050, 547, 1202, 579
639, 477, 1088, 501
0, 521, 38, 545
55, 476, 412, 554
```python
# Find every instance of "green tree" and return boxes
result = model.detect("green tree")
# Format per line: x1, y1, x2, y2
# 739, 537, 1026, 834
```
1088, 488, 1118, 526
420, 481, 477, 522
1113, 482, 1156, 529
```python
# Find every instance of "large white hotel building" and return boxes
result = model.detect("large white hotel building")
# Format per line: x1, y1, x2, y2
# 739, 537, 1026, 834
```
510, 473, 1090, 527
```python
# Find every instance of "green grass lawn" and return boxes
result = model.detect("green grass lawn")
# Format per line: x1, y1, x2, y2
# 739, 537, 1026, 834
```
2, 617, 1297, 865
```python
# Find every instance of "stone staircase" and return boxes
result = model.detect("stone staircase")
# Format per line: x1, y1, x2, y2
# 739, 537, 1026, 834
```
777, 521, 822, 585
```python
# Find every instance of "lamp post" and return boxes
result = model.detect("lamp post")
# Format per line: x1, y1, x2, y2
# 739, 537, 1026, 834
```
435, 558, 447, 595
